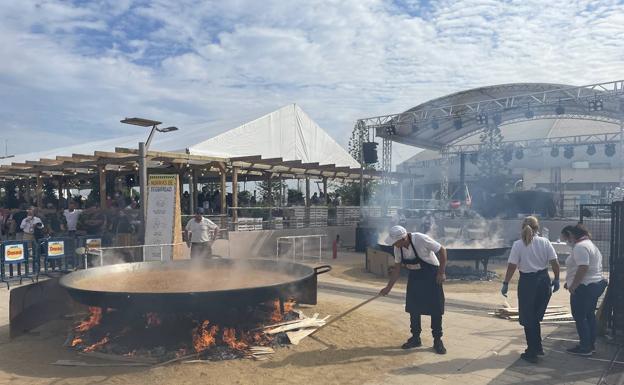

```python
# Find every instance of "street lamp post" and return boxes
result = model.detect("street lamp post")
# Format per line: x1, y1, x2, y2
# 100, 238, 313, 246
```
121, 118, 178, 242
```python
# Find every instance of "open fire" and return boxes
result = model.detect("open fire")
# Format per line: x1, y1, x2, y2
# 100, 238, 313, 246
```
69, 299, 296, 362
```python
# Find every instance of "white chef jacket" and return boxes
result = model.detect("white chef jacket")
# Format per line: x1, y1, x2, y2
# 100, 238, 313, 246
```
393, 232, 441, 266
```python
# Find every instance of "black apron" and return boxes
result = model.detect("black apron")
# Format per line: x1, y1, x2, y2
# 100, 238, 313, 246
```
401, 235, 445, 315
517, 269, 551, 327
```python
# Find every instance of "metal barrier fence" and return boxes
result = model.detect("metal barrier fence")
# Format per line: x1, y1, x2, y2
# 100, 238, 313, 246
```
88, 242, 188, 268
579, 204, 612, 271
608, 201, 624, 339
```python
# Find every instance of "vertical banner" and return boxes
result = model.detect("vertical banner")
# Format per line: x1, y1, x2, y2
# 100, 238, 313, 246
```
144, 174, 178, 261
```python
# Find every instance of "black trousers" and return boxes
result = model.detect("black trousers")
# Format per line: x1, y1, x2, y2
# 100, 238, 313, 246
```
190, 242, 212, 258
524, 326, 543, 354
518, 270, 551, 355
410, 312, 443, 339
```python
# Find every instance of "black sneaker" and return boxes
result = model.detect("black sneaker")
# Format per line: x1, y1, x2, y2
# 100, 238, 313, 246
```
433, 338, 447, 355
566, 345, 592, 357
520, 352, 538, 364
526, 348, 544, 356
401, 337, 422, 349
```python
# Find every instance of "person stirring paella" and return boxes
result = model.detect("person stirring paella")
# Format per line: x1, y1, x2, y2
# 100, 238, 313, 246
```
379, 225, 448, 354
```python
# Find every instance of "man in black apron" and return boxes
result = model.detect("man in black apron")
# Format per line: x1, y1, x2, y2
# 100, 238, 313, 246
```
380, 225, 448, 354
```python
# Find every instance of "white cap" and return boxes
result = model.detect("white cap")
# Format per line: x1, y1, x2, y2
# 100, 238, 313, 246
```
384, 225, 407, 246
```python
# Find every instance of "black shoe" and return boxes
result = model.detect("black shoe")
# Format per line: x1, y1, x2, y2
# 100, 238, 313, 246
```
520, 352, 538, 364
566, 345, 592, 357
401, 337, 422, 349
433, 338, 447, 355
525, 348, 544, 356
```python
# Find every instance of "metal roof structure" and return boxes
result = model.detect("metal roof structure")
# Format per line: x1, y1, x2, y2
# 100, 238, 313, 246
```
358, 80, 624, 151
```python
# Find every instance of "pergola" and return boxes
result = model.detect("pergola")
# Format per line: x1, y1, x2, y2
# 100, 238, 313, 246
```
0, 146, 390, 223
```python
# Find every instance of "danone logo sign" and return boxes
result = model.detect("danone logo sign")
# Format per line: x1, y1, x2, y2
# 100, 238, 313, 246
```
86, 238, 102, 250
4, 244, 25, 262
48, 241, 65, 257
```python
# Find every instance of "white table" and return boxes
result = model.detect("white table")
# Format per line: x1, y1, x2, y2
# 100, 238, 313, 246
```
276, 235, 326, 262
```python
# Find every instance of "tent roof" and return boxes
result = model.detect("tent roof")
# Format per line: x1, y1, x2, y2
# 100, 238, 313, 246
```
188, 104, 360, 168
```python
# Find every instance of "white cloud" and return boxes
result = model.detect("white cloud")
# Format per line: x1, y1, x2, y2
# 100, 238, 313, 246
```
0, 0, 623, 170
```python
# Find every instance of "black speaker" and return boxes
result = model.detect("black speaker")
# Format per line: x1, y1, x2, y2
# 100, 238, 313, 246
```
362, 142, 378, 164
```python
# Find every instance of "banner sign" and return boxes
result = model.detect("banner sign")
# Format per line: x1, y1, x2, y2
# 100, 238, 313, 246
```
85, 238, 102, 250
4, 243, 25, 263
47, 240, 65, 257
144, 174, 177, 261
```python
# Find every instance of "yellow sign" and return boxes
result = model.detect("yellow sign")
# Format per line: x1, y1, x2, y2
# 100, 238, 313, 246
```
149, 175, 177, 186
4, 244, 25, 262
48, 241, 65, 257
86, 238, 102, 250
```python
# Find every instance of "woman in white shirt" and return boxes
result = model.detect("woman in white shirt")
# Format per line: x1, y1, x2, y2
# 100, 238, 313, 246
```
501, 216, 560, 363
560, 224, 608, 356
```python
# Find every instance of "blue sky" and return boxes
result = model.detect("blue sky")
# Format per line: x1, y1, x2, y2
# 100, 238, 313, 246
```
1, 0, 624, 166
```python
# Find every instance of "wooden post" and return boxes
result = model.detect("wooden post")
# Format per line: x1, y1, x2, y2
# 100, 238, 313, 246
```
191, 168, 198, 213
188, 169, 195, 215
98, 165, 107, 209
35, 173, 43, 209
266, 172, 273, 228
232, 166, 238, 229
57, 177, 64, 209
323, 177, 328, 205
220, 166, 226, 215
305, 177, 311, 207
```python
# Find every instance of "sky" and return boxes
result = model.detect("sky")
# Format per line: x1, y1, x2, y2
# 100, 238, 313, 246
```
1, 0, 623, 168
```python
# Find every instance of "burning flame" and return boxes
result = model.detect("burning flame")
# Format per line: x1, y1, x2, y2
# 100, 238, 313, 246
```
74, 307, 102, 333
83, 335, 110, 353
222, 328, 248, 351
270, 299, 295, 323
145, 312, 161, 328
192, 321, 219, 352
70, 338, 83, 347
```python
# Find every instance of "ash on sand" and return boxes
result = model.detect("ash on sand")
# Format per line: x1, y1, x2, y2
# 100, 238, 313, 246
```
445, 265, 499, 281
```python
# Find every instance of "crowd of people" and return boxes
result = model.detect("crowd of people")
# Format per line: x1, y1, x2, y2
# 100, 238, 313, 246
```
0, 198, 140, 244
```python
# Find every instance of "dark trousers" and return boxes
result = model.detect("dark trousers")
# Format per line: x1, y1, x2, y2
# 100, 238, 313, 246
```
410, 312, 443, 339
190, 242, 212, 259
571, 280, 608, 350
518, 270, 551, 355
524, 326, 543, 354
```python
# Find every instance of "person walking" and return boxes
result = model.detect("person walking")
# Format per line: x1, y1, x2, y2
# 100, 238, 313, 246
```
560, 224, 608, 356
380, 225, 448, 354
184, 209, 219, 259
501, 216, 560, 363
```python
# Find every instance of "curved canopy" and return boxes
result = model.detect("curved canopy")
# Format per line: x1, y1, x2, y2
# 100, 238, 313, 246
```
360, 80, 624, 150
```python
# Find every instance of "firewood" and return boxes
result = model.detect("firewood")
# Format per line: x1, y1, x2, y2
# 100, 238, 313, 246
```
51, 360, 149, 367
264, 317, 329, 335
286, 328, 318, 345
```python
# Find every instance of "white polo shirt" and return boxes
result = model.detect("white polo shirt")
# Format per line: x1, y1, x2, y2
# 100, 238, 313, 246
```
565, 240, 604, 287
185, 217, 218, 243
507, 236, 557, 273
393, 232, 442, 266
20, 216, 42, 235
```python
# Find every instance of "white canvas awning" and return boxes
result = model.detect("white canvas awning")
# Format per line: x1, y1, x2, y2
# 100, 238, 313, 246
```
188, 104, 360, 168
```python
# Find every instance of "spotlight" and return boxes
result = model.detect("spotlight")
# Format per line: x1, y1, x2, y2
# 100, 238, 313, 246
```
476, 113, 488, 125
564, 146, 574, 159
431, 120, 439, 130
493, 114, 502, 126
605, 143, 616, 157
469, 153, 478, 165
551, 147, 559, 157
555, 104, 565, 115
589, 99, 604, 112
503, 149, 513, 162
515, 148, 524, 160
385, 124, 396, 135
586, 144, 596, 156
453, 118, 463, 130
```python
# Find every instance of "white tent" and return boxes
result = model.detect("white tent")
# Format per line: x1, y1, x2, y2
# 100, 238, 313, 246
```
188, 104, 360, 168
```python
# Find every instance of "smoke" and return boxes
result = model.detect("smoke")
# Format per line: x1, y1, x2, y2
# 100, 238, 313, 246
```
440, 215, 505, 249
